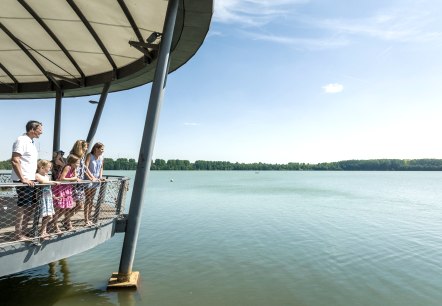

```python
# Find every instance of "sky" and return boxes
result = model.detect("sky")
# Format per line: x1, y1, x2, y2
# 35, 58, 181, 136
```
2, 0, 442, 164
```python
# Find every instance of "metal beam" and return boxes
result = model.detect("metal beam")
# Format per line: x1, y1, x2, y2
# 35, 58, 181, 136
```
47, 72, 81, 86
0, 55, 143, 96
0, 62, 18, 92
117, 0, 144, 43
53, 89, 62, 153
86, 82, 110, 146
128, 41, 153, 60
18, 0, 86, 84
0, 22, 51, 84
47, 73, 62, 89
118, 0, 156, 63
129, 34, 161, 62
0, 80, 15, 90
117, 0, 179, 280
0, 62, 18, 84
67, 0, 118, 74
129, 41, 159, 50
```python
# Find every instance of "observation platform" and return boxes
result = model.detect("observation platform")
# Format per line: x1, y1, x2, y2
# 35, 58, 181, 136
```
0, 174, 129, 277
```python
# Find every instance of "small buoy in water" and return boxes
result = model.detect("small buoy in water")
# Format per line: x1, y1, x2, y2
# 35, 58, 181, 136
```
170, 179, 174, 182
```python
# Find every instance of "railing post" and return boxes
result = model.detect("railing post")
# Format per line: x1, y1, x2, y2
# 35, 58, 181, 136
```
108, 0, 179, 289
115, 179, 128, 216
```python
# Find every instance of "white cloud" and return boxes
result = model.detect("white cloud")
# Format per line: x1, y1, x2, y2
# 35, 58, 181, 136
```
184, 122, 201, 126
213, 1, 442, 50
317, 8, 442, 43
323, 83, 344, 94
207, 30, 224, 38
245, 32, 349, 50
214, 0, 307, 26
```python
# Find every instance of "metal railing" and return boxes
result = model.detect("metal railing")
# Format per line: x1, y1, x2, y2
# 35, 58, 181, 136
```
0, 173, 129, 246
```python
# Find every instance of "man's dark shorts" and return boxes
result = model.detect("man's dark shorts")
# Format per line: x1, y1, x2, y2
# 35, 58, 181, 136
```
14, 181, 37, 207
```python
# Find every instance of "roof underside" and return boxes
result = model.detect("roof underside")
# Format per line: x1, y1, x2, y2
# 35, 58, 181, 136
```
0, 0, 212, 99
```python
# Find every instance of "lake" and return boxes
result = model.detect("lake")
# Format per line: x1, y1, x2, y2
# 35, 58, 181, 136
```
1, 171, 442, 306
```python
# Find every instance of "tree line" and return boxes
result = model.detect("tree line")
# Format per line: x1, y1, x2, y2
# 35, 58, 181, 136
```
151, 159, 442, 171
2, 158, 442, 171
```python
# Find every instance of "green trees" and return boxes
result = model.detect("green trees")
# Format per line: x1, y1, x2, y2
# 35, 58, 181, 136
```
0, 159, 11, 170
103, 158, 137, 170
151, 159, 191, 170
192, 159, 442, 171
149, 159, 442, 170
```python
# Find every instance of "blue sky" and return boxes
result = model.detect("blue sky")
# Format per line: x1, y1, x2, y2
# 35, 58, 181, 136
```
2, 0, 442, 164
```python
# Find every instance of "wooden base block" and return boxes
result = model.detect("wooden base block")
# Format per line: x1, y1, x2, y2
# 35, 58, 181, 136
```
107, 271, 140, 290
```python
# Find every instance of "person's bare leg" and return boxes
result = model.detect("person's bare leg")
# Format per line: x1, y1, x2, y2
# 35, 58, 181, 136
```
52, 208, 62, 233
21, 206, 34, 236
40, 216, 51, 237
15, 207, 25, 239
72, 200, 83, 215
64, 203, 77, 230
63, 208, 72, 231
88, 189, 97, 224
84, 189, 94, 225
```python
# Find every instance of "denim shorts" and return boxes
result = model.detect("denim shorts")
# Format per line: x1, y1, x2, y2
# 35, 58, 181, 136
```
14, 181, 36, 207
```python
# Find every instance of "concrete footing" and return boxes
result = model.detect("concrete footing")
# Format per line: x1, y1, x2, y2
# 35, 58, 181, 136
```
107, 271, 140, 290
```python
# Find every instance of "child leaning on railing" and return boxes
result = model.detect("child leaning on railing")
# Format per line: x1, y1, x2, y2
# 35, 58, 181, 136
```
52, 154, 81, 233
35, 160, 59, 239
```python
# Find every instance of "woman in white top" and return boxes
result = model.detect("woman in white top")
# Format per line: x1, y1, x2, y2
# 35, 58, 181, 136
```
84, 142, 105, 226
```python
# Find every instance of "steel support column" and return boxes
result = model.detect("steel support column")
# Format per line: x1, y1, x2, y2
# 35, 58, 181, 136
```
86, 82, 110, 146
53, 89, 62, 153
116, 0, 179, 280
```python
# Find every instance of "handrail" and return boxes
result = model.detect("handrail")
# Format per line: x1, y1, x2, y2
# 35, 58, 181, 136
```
0, 173, 130, 186
0, 174, 130, 246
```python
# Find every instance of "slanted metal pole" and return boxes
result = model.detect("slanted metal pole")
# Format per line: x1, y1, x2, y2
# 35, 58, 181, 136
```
86, 81, 110, 146
53, 89, 62, 153
117, 0, 179, 279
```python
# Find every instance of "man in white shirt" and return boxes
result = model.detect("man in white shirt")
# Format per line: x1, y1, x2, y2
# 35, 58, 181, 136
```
11, 120, 43, 240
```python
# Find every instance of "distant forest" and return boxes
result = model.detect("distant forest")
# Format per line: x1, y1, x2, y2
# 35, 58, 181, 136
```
2, 158, 442, 171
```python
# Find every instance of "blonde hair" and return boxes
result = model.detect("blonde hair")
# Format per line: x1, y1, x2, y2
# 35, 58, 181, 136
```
70, 140, 88, 157
66, 154, 80, 165
37, 159, 52, 171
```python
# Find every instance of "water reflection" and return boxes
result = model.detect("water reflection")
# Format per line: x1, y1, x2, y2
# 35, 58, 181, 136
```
0, 259, 137, 306
48, 259, 70, 285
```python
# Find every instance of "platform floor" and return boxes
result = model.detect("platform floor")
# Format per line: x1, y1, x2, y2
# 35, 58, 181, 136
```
0, 206, 117, 245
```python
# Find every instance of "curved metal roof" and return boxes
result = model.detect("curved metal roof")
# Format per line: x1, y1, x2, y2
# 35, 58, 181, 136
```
0, 0, 213, 99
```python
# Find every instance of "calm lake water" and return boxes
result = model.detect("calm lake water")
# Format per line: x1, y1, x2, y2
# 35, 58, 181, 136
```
1, 171, 442, 306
